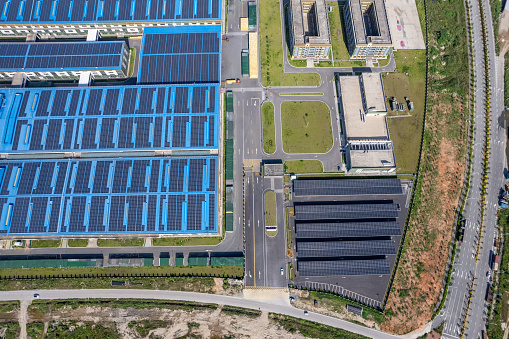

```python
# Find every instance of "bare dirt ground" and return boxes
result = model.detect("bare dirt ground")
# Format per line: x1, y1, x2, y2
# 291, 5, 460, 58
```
381, 93, 467, 334
28, 305, 307, 339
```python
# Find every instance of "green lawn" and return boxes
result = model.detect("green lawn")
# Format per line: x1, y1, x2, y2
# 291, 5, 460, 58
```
152, 236, 222, 246
280, 93, 323, 96
281, 101, 332, 153
264, 190, 277, 227
262, 102, 276, 154
284, 160, 323, 174
327, 2, 365, 67
384, 50, 426, 174
97, 238, 145, 247
259, 0, 320, 86
67, 239, 89, 247
30, 240, 61, 248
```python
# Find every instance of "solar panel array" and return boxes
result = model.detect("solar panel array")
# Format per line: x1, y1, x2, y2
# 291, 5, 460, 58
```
0, 0, 220, 23
0, 41, 125, 71
295, 221, 401, 238
294, 203, 399, 220
298, 259, 391, 277
0, 157, 217, 235
138, 26, 220, 84
297, 240, 396, 258
293, 178, 403, 196
0, 84, 218, 153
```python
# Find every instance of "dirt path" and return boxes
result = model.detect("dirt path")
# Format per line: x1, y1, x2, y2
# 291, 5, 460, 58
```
18, 299, 31, 339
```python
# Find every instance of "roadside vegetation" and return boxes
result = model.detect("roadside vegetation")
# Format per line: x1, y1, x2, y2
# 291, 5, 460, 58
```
30, 240, 61, 248
284, 160, 323, 174
384, 50, 426, 173
153, 236, 222, 246
269, 313, 368, 339
0, 322, 20, 339
0, 266, 243, 288
259, 0, 320, 86
67, 239, 89, 247
221, 306, 261, 318
97, 238, 144, 247
381, 0, 469, 333
281, 101, 332, 153
262, 102, 276, 154
486, 209, 509, 338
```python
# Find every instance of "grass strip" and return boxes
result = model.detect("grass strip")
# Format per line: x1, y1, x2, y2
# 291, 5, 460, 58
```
264, 190, 277, 227
152, 236, 222, 246
279, 93, 324, 96
97, 238, 144, 247
67, 239, 89, 248
30, 240, 61, 248
262, 101, 276, 154
284, 160, 323, 174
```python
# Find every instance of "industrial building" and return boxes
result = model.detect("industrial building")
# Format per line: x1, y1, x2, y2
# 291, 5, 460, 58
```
0, 25, 221, 237
337, 73, 396, 173
343, 0, 392, 59
0, 0, 221, 38
0, 40, 129, 81
0, 84, 218, 155
138, 26, 221, 84
288, 0, 331, 59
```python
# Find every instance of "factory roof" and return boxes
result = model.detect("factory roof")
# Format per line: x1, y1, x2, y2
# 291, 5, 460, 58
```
0, 157, 217, 235
0, 41, 125, 71
138, 26, 221, 84
361, 73, 387, 113
0, 84, 218, 154
0, 0, 220, 24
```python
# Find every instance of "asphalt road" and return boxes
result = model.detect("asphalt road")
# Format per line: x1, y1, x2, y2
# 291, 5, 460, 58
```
437, 0, 505, 338
1, 289, 400, 339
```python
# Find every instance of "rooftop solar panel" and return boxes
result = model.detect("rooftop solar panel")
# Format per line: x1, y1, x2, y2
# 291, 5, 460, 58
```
295, 221, 402, 238
294, 203, 399, 220
138, 26, 221, 84
293, 179, 403, 196
0, 0, 221, 23
298, 259, 391, 276
0, 84, 218, 153
0, 157, 217, 235
0, 41, 125, 71
297, 240, 396, 258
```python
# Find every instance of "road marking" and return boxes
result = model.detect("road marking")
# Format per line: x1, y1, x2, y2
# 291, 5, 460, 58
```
252, 171, 256, 287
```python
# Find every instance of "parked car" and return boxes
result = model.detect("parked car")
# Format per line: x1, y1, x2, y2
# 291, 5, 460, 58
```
33, 293, 39, 299
280, 268, 284, 275
304, 310, 308, 315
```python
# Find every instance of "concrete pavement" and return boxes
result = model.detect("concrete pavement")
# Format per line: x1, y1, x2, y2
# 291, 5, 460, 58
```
0, 289, 400, 339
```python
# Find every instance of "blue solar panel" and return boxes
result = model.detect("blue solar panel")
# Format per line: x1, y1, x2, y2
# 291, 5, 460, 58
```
0, 0, 220, 23
0, 157, 217, 235
0, 41, 125, 71
0, 84, 219, 153
138, 26, 221, 84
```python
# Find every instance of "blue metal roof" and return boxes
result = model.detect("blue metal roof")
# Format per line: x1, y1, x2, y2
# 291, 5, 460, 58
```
138, 26, 221, 84
0, 0, 220, 23
0, 157, 217, 235
0, 41, 125, 71
0, 84, 218, 153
